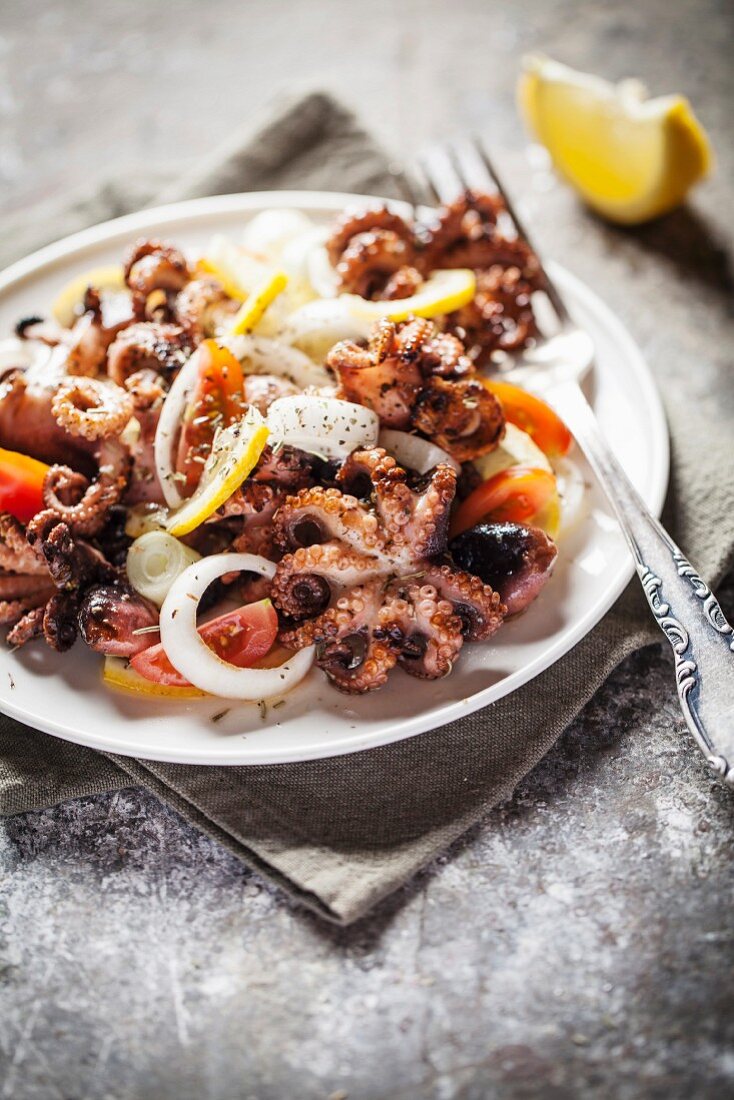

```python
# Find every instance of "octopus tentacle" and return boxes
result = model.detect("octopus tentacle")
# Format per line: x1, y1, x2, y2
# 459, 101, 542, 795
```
42, 590, 80, 652
6, 605, 46, 646
328, 318, 504, 459
51, 377, 134, 441
421, 563, 505, 641
175, 277, 239, 343
123, 238, 191, 321
272, 543, 385, 621
64, 287, 137, 377
412, 377, 505, 462
447, 265, 538, 362
106, 323, 191, 388
274, 486, 385, 558
0, 589, 54, 627
0, 514, 50, 575
339, 448, 456, 561
327, 208, 420, 300
284, 581, 399, 694
327, 208, 415, 267
0, 572, 55, 601
41, 438, 131, 538
387, 583, 465, 680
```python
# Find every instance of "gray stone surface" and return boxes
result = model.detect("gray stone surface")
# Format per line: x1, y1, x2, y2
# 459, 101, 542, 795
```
1, 1, 733, 1098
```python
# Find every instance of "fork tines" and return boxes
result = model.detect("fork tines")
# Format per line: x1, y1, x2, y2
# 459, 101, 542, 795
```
416, 136, 570, 323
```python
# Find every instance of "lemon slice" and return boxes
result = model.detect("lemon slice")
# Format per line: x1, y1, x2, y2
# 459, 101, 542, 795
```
229, 271, 288, 336
518, 54, 713, 225
342, 268, 476, 324
166, 410, 270, 537
52, 265, 126, 327
103, 656, 207, 699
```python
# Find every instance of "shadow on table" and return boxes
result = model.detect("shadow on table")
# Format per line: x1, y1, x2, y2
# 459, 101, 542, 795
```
597, 203, 733, 299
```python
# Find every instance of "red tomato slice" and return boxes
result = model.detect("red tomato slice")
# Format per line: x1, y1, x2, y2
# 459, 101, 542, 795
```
0, 447, 50, 524
450, 466, 557, 538
176, 339, 245, 495
481, 379, 573, 458
130, 598, 278, 687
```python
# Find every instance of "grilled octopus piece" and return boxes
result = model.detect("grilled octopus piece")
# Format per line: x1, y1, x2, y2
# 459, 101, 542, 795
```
106, 322, 191, 388
326, 207, 421, 299
6, 511, 121, 652
327, 318, 505, 461
271, 448, 504, 693
175, 277, 239, 343
123, 238, 191, 321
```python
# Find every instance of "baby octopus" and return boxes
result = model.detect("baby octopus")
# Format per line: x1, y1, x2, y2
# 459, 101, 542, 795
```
271, 447, 505, 693
327, 318, 505, 462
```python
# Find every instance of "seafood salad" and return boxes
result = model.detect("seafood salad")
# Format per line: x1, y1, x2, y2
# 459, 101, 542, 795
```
0, 193, 582, 702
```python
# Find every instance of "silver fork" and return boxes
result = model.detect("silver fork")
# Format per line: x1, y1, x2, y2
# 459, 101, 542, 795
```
413, 137, 734, 787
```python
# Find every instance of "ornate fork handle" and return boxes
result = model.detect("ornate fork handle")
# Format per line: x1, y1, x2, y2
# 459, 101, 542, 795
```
550, 379, 734, 785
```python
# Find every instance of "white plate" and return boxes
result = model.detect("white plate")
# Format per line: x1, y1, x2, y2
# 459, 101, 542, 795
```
0, 192, 668, 765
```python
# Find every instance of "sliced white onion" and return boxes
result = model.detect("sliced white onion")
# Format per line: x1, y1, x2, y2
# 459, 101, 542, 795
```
153, 344, 205, 509
276, 298, 370, 363
267, 395, 379, 460
281, 226, 329, 282
159, 553, 315, 699
0, 336, 59, 379
241, 209, 316, 260
0, 337, 37, 372
378, 429, 461, 475
228, 333, 331, 389
305, 242, 340, 299
127, 531, 201, 607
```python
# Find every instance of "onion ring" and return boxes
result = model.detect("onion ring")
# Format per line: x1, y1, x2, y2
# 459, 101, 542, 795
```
159, 553, 315, 699
378, 428, 461, 475
153, 343, 206, 509
228, 334, 331, 389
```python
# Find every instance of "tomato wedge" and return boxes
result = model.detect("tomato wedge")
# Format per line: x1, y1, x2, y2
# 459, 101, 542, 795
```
130, 598, 278, 687
176, 339, 245, 495
450, 466, 558, 538
481, 380, 573, 458
0, 447, 50, 524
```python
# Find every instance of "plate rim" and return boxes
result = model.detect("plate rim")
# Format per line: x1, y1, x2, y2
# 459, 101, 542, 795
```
0, 190, 669, 764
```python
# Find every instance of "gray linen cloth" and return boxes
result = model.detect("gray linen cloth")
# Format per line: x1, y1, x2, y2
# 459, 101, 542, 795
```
1, 92, 732, 924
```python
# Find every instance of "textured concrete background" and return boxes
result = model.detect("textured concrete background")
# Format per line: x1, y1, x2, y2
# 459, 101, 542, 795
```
1, 1, 733, 1098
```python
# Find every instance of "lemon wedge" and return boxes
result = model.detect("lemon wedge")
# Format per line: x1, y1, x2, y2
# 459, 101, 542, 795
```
518, 54, 713, 225
343, 268, 476, 324
166, 410, 269, 537
229, 271, 288, 336
103, 656, 207, 699
52, 265, 126, 327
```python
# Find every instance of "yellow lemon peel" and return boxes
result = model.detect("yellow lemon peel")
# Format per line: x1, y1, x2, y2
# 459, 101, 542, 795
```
518, 54, 713, 225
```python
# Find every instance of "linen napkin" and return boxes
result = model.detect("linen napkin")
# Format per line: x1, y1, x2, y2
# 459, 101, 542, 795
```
1, 92, 732, 925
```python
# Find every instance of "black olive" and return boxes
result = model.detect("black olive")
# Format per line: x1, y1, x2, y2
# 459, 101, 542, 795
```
449, 522, 534, 588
